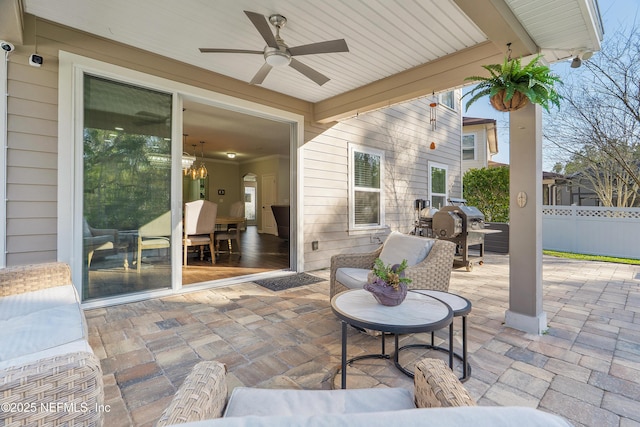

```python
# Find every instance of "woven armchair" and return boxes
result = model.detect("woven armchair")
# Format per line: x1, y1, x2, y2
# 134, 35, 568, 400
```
330, 239, 456, 299
156, 358, 475, 426
0, 262, 104, 427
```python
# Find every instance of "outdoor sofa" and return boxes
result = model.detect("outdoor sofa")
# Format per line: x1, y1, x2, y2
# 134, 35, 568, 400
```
156, 358, 572, 426
0, 262, 104, 426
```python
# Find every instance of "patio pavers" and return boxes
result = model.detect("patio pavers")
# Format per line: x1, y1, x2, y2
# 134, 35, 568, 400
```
86, 254, 640, 427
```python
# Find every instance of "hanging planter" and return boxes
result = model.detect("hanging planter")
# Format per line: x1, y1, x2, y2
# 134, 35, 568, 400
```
462, 46, 562, 113
489, 89, 529, 112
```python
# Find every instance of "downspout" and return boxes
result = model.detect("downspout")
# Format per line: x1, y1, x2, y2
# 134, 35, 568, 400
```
0, 48, 9, 268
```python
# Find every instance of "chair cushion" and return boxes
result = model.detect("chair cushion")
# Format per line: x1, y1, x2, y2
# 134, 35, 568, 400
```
175, 406, 573, 427
185, 235, 212, 245
224, 387, 415, 418
0, 297, 86, 362
379, 231, 435, 267
0, 284, 77, 321
335, 268, 370, 289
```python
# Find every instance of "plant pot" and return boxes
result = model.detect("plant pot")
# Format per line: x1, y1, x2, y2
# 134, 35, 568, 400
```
364, 281, 408, 306
490, 90, 529, 112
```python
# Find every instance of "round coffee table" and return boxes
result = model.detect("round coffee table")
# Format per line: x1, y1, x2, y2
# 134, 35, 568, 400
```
397, 290, 472, 382
331, 289, 453, 389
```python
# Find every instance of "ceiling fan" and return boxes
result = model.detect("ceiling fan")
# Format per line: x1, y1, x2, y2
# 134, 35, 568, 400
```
199, 11, 349, 86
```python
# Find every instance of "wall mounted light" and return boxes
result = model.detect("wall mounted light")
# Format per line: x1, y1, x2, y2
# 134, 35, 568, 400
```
430, 141, 436, 150
227, 152, 236, 159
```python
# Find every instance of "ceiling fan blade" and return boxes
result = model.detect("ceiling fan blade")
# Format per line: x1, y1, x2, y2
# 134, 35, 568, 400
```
289, 58, 330, 86
199, 48, 263, 54
244, 11, 278, 48
289, 39, 349, 56
250, 62, 273, 85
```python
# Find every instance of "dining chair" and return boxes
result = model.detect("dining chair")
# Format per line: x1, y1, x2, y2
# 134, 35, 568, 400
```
215, 201, 244, 256
184, 200, 218, 265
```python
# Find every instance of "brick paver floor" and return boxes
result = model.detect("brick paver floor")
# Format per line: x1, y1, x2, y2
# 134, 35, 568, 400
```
86, 254, 640, 427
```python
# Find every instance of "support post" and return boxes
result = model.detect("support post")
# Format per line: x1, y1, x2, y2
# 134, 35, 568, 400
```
505, 102, 547, 334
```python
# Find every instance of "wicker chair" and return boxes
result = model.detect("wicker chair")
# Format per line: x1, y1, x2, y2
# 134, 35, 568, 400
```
0, 262, 104, 427
329, 237, 456, 299
155, 358, 475, 426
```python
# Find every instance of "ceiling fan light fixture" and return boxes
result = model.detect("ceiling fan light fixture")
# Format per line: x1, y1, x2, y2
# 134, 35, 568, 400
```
264, 48, 291, 67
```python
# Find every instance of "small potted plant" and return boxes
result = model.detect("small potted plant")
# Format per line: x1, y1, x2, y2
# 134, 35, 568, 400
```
364, 259, 412, 306
463, 53, 562, 112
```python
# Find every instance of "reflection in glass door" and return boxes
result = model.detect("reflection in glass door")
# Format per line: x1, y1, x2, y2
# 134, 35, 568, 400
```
82, 74, 173, 300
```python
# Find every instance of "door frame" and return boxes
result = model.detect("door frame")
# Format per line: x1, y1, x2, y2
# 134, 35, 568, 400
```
58, 51, 304, 307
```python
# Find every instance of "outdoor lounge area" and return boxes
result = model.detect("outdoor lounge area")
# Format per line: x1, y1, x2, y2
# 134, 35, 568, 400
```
80, 253, 640, 426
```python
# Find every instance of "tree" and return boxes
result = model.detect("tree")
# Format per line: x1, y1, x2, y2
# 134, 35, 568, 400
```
463, 166, 509, 222
544, 27, 640, 206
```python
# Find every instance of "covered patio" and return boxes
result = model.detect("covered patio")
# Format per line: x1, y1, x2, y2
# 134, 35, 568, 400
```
88, 254, 640, 426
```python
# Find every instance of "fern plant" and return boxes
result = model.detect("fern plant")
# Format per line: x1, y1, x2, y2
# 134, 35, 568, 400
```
463, 55, 562, 112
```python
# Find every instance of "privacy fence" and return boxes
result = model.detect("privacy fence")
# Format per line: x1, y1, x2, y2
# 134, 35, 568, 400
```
542, 206, 640, 259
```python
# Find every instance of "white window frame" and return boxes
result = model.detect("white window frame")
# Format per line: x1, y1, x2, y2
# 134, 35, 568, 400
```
428, 161, 449, 209
462, 133, 477, 161
439, 90, 456, 111
349, 143, 385, 232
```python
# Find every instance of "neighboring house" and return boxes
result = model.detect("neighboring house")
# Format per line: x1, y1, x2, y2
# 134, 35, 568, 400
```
542, 171, 573, 206
0, 0, 602, 318
462, 117, 498, 175
544, 169, 640, 207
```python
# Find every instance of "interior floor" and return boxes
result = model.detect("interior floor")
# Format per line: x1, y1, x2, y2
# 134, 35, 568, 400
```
85, 226, 289, 300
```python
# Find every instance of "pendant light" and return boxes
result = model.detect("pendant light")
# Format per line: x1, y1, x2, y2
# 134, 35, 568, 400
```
197, 141, 208, 179
182, 134, 195, 175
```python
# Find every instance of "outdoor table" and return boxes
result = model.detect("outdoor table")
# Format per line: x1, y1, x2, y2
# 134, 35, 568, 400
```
396, 289, 472, 382
331, 289, 453, 389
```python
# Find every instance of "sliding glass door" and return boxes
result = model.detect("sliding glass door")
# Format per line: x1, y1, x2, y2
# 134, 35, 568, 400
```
82, 74, 173, 300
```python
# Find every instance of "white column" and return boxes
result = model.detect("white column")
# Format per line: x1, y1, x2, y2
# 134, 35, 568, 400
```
505, 102, 547, 334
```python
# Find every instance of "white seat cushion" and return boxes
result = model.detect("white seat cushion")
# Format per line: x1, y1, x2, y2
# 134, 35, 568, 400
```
170, 406, 574, 427
335, 268, 370, 289
224, 387, 415, 418
379, 231, 435, 267
0, 339, 93, 370
0, 284, 78, 321
0, 287, 86, 362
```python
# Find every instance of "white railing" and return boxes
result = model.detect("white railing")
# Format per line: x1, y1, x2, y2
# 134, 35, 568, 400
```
542, 206, 640, 259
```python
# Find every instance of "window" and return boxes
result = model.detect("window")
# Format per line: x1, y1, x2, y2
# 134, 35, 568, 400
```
429, 162, 448, 209
349, 144, 385, 229
440, 90, 456, 110
462, 134, 476, 161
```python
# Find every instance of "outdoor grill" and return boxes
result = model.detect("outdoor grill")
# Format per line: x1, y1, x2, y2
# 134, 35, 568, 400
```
431, 205, 490, 271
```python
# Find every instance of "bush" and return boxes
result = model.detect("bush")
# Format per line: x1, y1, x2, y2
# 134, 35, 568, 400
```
463, 166, 509, 222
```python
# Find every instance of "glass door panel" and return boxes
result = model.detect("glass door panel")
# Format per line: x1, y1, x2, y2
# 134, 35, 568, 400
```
82, 74, 173, 300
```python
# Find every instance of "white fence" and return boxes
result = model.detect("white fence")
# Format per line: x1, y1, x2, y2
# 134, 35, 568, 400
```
542, 206, 640, 259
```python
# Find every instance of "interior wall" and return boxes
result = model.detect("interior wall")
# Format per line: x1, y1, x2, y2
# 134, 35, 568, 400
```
239, 155, 290, 231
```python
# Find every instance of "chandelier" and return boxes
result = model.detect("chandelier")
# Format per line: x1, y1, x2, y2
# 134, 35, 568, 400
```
185, 141, 208, 180
182, 134, 195, 174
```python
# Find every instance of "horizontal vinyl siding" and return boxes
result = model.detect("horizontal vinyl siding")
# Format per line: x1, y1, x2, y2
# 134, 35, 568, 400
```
303, 94, 462, 271
5, 56, 59, 265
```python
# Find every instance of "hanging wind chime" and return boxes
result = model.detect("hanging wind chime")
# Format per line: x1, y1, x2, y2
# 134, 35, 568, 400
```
429, 92, 438, 131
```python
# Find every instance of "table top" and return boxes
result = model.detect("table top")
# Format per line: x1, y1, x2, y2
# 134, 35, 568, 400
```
216, 216, 245, 225
408, 290, 472, 316
331, 289, 452, 334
